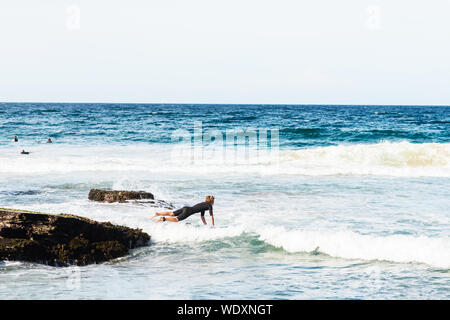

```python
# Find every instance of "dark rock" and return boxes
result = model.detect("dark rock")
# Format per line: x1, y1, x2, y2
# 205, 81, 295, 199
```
148, 199, 176, 210
88, 189, 154, 203
0, 208, 150, 267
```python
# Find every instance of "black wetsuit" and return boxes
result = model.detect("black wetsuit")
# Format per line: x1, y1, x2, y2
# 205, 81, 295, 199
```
173, 202, 213, 221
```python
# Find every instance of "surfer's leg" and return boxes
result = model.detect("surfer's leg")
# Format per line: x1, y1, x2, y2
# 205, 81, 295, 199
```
158, 211, 175, 216
156, 216, 179, 223
151, 211, 174, 219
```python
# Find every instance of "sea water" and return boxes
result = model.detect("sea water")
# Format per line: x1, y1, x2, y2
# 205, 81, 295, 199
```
0, 103, 449, 299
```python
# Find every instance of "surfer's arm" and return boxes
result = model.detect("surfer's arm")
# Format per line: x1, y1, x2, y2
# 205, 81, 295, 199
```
208, 206, 214, 226
201, 215, 207, 225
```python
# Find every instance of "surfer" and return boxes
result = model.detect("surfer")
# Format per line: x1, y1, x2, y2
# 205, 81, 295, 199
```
13, 136, 18, 142
20, 150, 30, 155
47, 138, 53, 143
151, 195, 215, 226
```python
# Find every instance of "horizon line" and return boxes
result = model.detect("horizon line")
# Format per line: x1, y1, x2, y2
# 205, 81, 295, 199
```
1, 101, 449, 107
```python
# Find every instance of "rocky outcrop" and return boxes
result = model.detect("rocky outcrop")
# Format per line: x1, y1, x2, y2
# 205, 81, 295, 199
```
88, 189, 154, 203
0, 208, 150, 266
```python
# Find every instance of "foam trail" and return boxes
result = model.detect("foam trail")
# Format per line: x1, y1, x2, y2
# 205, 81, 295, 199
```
145, 223, 246, 243
257, 227, 450, 269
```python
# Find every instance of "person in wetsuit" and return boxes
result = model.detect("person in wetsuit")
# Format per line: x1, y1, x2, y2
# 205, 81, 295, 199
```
151, 195, 215, 226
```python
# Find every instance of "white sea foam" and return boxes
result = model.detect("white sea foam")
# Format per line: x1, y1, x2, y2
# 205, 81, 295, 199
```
146, 223, 247, 243
145, 222, 450, 268
257, 226, 450, 269
124, 211, 450, 269
2, 141, 449, 269
15, 198, 450, 269
277, 141, 450, 177
0, 141, 449, 177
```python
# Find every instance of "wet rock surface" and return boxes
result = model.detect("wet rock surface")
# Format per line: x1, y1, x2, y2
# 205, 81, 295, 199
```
88, 189, 154, 203
0, 208, 150, 266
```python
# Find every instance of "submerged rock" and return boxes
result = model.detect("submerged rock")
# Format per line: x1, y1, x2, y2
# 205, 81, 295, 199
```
0, 208, 150, 266
88, 189, 154, 203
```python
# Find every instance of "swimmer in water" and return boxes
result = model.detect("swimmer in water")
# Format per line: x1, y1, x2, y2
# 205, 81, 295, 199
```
47, 138, 53, 143
13, 136, 18, 142
151, 195, 215, 226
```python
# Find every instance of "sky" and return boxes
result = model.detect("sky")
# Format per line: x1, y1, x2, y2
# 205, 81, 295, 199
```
0, 0, 450, 105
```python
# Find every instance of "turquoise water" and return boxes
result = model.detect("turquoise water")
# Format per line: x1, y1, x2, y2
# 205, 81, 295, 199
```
0, 103, 449, 299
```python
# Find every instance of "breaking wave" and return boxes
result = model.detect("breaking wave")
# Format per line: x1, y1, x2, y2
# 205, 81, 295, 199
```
257, 227, 450, 269
0, 141, 449, 177
143, 222, 450, 269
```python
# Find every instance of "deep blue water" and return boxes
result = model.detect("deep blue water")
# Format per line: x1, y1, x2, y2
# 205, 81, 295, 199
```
1, 103, 449, 147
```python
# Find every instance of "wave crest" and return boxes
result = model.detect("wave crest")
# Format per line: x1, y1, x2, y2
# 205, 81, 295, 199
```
0, 141, 449, 177
147, 223, 450, 269
277, 141, 450, 176
257, 227, 450, 269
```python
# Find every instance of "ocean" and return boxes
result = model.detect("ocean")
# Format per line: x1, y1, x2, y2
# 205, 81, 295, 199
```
0, 103, 449, 299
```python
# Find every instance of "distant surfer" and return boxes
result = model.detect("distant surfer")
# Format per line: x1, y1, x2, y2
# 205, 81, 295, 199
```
20, 150, 30, 155
151, 196, 215, 226
47, 138, 53, 143
13, 136, 18, 142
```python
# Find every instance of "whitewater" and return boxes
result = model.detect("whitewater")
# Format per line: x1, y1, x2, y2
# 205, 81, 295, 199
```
1, 141, 449, 177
